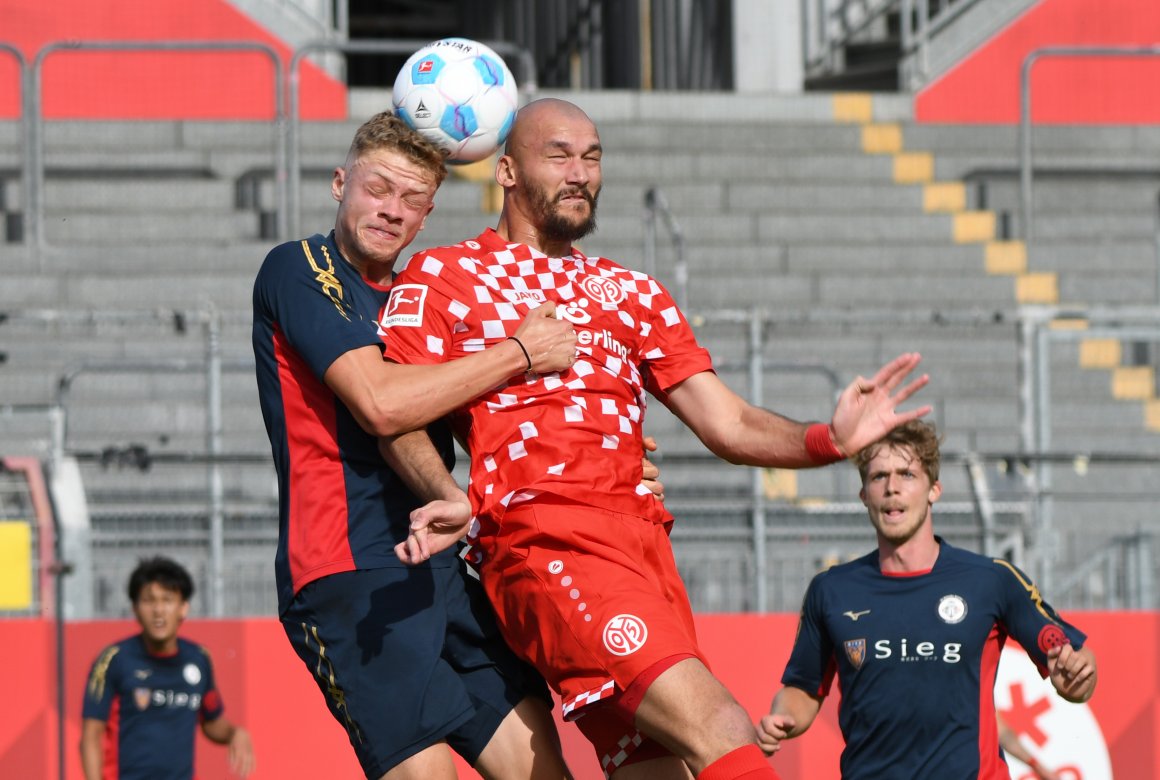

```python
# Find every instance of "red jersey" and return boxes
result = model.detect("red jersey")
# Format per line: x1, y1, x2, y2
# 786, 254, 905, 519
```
382, 228, 713, 531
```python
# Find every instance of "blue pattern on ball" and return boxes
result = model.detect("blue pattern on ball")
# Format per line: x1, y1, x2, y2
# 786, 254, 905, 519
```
474, 55, 505, 87
440, 104, 478, 142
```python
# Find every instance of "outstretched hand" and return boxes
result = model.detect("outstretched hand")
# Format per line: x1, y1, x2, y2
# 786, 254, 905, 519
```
512, 301, 578, 374
1047, 643, 1097, 703
829, 352, 931, 456
394, 500, 473, 564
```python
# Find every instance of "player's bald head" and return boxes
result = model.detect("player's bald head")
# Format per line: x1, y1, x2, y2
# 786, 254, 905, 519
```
505, 98, 597, 156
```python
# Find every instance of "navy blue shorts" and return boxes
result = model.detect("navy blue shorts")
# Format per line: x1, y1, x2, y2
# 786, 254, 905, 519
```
281, 563, 549, 778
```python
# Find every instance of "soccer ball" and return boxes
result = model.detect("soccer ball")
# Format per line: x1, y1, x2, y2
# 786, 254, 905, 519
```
392, 37, 519, 165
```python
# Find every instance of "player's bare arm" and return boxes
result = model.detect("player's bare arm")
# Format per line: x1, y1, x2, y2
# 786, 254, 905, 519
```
663, 354, 928, 467
379, 429, 472, 563
1047, 643, 1097, 703
79, 718, 106, 780
326, 302, 576, 437
758, 686, 823, 755
201, 718, 255, 777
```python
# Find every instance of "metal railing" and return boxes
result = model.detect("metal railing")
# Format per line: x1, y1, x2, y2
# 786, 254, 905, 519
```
0, 42, 30, 246
1017, 305, 1160, 594
7, 303, 1160, 615
642, 187, 688, 311
26, 40, 284, 256
802, 0, 979, 85
1019, 45, 1160, 243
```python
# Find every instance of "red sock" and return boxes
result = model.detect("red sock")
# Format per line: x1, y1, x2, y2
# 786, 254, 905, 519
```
696, 744, 781, 780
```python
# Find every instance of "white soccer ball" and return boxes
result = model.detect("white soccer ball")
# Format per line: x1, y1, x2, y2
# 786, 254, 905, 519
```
392, 37, 519, 165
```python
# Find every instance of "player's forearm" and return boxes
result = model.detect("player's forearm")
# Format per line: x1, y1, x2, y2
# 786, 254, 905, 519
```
666, 373, 822, 468
380, 430, 468, 504
79, 724, 105, 780
201, 716, 237, 745
329, 340, 527, 437
770, 686, 822, 737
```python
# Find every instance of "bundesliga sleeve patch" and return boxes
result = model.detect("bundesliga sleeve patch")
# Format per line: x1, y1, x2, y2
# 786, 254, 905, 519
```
383, 284, 428, 327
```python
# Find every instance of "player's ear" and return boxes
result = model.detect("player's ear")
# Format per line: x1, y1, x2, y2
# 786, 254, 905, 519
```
495, 154, 516, 188
928, 480, 942, 505
332, 166, 346, 202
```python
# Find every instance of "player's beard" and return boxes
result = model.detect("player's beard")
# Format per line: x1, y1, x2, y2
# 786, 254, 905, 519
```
529, 181, 599, 244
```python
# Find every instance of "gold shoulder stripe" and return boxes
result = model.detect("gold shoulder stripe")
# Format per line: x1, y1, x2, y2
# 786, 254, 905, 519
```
992, 558, 1054, 623
87, 645, 120, 701
301, 240, 349, 321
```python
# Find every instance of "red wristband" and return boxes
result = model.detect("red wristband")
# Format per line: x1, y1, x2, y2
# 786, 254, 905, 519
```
805, 423, 845, 465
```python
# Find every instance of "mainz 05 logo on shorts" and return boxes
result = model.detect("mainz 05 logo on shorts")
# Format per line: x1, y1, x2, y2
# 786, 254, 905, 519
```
603, 614, 648, 656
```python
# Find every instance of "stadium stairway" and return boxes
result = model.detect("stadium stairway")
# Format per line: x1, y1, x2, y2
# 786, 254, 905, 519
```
2, 90, 1158, 611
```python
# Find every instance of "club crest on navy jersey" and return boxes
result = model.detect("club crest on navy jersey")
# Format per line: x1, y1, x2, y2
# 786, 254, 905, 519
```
844, 638, 867, 669
937, 594, 967, 624
134, 687, 151, 710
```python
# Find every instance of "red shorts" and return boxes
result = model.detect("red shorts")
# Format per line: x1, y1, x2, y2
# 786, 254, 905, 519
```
478, 495, 708, 773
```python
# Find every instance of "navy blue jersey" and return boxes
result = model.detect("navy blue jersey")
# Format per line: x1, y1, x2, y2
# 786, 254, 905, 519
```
782, 538, 1086, 780
252, 232, 456, 614
81, 636, 224, 780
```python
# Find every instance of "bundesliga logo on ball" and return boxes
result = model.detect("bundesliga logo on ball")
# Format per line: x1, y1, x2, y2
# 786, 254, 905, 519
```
393, 37, 519, 164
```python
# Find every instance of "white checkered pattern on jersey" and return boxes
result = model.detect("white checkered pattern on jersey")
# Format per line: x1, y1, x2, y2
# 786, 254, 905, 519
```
561, 678, 616, 718
382, 230, 714, 530
600, 729, 645, 777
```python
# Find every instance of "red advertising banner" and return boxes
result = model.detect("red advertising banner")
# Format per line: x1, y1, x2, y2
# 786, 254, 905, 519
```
0, 612, 1153, 778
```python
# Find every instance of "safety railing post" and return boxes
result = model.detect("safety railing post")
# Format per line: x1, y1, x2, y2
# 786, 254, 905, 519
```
30, 41, 284, 251
748, 309, 767, 613
1020, 45, 1160, 243
205, 307, 225, 618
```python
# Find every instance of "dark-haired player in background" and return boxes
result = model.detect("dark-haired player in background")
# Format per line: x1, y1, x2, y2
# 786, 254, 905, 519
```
80, 556, 254, 780
758, 420, 1096, 779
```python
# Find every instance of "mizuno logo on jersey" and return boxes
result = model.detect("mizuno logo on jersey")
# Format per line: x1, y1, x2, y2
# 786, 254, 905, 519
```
843, 609, 871, 621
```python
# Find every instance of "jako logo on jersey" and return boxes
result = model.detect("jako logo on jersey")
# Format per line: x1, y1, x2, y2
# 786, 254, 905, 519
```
579, 275, 626, 307
844, 638, 867, 668
603, 614, 648, 656
383, 284, 428, 327
874, 638, 962, 663
501, 289, 548, 306
937, 594, 968, 624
